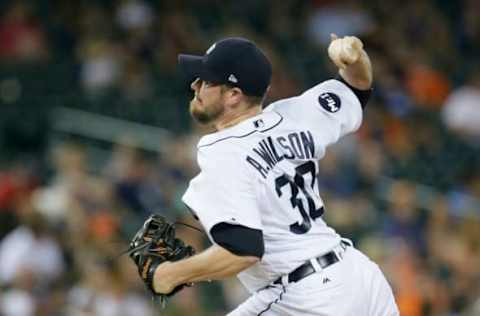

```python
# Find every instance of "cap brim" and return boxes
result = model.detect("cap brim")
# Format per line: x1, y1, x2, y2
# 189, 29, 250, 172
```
178, 54, 204, 84
178, 54, 225, 85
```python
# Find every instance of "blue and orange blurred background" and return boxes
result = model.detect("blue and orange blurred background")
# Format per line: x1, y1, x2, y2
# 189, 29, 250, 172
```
0, 0, 479, 315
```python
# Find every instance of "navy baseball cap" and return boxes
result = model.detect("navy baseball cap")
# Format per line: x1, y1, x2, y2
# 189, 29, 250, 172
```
178, 37, 272, 97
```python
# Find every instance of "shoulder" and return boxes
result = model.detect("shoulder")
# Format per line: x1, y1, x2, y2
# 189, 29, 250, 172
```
193, 135, 250, 179
196, 141, 236, 168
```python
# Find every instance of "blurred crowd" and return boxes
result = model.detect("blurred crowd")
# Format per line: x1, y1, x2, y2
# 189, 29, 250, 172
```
0, 0, 480, 315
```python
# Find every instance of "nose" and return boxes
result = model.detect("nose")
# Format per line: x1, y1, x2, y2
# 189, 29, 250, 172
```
190, 78, 201, 91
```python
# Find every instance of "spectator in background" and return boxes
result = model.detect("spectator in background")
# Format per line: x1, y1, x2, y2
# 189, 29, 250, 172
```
33, 143, 104, 222
0, 209, 64, 286
0, 210, 64, 316
0, 161, 38, 238
66, 253, 154, 316
119, 55, 153, 101
75, 4, 124, 96
442, 68, 480, 146
373, 54, 414, 118
32, 142, 121, 260
405, 61, 451, 109
116, 0, 157, 94
0, 278, 35, 316
78, 37, 123, 96
116, 0, 154, 32
460, 0, 480, 60
307, 0, 375, 46
0, 1, 49, 63
382, 180, 426, 252
384, 241, 424, 316
106, 140, 166, 217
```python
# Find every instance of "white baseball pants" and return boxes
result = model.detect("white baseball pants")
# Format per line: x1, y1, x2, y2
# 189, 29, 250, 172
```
227, 246, 399, 316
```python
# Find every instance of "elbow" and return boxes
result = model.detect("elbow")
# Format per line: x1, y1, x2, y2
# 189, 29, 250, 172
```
244, 255, 261, 265
235, 254, 261, 271
236, 240, 263, 269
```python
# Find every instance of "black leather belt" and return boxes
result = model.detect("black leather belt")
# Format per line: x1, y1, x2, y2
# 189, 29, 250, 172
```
273, 242, 349, 285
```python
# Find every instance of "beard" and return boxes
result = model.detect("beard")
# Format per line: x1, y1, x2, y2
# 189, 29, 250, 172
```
190, 98, 224, 124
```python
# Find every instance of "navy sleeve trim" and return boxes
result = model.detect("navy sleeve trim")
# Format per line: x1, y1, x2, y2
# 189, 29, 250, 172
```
335, 74, 372, 109
210, 222, 264, 258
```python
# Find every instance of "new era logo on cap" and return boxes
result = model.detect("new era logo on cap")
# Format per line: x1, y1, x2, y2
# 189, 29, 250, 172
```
228, 74, 238, 83
206, 43, 216, 55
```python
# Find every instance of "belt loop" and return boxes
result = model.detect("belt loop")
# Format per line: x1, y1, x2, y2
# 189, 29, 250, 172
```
281, 274, 289, 286
310, 258, 322, 272
336, 248, 344, 260
336, 240, 349, 260
341, 237, 353, 247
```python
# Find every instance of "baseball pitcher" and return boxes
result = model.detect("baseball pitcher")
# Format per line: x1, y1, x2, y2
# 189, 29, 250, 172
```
129, 35, 399, 315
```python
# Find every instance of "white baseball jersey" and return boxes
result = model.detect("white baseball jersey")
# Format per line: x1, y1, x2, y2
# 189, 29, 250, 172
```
182, 79, 363, 292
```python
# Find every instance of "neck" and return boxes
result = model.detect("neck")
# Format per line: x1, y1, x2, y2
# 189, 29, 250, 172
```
214, 104, 262, 131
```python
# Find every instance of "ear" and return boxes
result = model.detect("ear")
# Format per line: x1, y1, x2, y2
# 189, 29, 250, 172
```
224, 87, 244, 108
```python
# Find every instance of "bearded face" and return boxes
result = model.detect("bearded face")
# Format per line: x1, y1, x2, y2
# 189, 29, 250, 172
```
189, 79, 226, 124
190, 96, 224, 124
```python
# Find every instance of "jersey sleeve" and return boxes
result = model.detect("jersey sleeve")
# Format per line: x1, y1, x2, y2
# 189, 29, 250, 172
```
275, 79, 363, 157
182, 146, 262, 238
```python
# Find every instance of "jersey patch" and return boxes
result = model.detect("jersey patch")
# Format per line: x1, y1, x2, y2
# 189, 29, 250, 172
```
253, 119, 265, 129
318, 92, 341, 113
